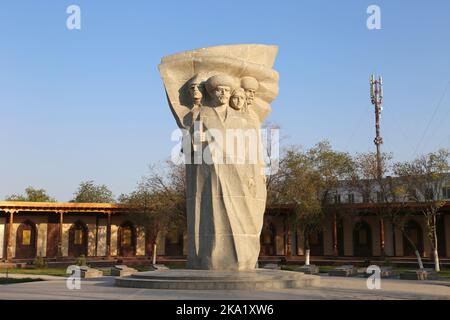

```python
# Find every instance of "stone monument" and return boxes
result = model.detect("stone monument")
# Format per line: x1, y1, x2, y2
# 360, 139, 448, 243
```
116, 44, 320, 289
159, 44, 279, 271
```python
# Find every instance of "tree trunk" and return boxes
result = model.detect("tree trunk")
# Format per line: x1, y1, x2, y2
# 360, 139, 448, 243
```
414, 250, 424, 270
430, 216, 440, 272
433, 248, 440, 272
304, 235, 310, 266
152, 243, 157, 265
400, 227, 423, 270
148, 231, 159, 265
305, 249, 311, 266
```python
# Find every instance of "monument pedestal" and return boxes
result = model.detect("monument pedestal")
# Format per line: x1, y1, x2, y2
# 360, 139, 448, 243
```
115, 269, 320, 290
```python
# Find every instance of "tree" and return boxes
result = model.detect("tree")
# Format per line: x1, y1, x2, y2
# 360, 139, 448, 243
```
278, 147, 322, 265
72, 181, 114, 203
5, 186, 56, 202
394, 148, 450, 272
276, 141, 354, 265
119, 161, 186, 263
351, 152, 425, 268
261, 122, 284, 204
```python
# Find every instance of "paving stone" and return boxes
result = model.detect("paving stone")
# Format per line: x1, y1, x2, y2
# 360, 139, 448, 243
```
1, 274, 449, 299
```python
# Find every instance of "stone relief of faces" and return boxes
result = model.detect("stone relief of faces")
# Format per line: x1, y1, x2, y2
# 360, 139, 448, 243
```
198, 74, 259, 110
205, 74, 235, 107
188, 81, 203, 106
186, 74, 208, 107
230, 88, 246, 111
214, 85, 231, 106
244, 88, 256, 106
240, 76, 259, 107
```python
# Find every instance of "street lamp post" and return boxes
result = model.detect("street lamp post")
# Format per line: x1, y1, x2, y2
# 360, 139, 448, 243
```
370, 74, 385, 257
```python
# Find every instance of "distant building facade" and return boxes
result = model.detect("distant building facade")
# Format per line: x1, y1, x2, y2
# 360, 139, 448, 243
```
1, 197, 450, 262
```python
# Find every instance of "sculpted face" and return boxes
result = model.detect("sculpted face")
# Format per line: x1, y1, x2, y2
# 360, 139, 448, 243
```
240, 76, 259, 107
213, 85, 231, 106
244, 89, 256, 106
230, 89, 246, 110
189, 82, 203, 104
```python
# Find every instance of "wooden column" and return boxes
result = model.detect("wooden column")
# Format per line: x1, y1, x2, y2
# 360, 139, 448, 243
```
95, 214, 99, 257
57, 211, 64, 257
106, 212, 111, 258
332, 211, 338, 256
6, 210, 15, 262
285, 214, 292, 257
380, 216, 385, 257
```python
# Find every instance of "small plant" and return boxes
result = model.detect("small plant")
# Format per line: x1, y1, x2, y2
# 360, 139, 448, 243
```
33, 255, 46, 268
75, 254, 87, 266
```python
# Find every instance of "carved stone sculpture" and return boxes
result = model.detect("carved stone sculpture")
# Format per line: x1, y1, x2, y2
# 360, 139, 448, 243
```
159, 44, 279, 270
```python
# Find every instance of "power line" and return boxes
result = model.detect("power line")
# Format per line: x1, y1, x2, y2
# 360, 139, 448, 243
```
413, 81, 450, 156
344, 102, 370, 152
432, 100, 450, 150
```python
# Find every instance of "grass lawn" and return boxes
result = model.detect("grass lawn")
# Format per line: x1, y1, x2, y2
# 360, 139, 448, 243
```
0, 277, 44, 285
0, 268, 68, 277
437, 269, 450, 278
318, 266, 336, 273
1, 264, 185, 278
162, 263, 186, 269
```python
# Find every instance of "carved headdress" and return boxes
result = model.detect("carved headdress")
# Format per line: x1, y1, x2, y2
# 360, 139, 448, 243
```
205, 74, 236, 94
241, 76, 259, 91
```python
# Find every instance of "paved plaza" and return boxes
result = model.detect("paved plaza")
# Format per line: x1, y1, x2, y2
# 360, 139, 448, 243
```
0, 274, 449, 300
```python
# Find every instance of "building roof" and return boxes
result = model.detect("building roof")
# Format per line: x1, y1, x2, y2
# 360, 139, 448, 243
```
1, 200, 449, 215
0, 201, 124, 214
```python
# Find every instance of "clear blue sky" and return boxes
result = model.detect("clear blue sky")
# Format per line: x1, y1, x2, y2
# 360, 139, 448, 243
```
1, 0, 450, 201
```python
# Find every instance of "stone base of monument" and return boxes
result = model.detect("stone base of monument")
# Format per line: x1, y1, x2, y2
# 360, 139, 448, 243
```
115, 269, 320, 290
